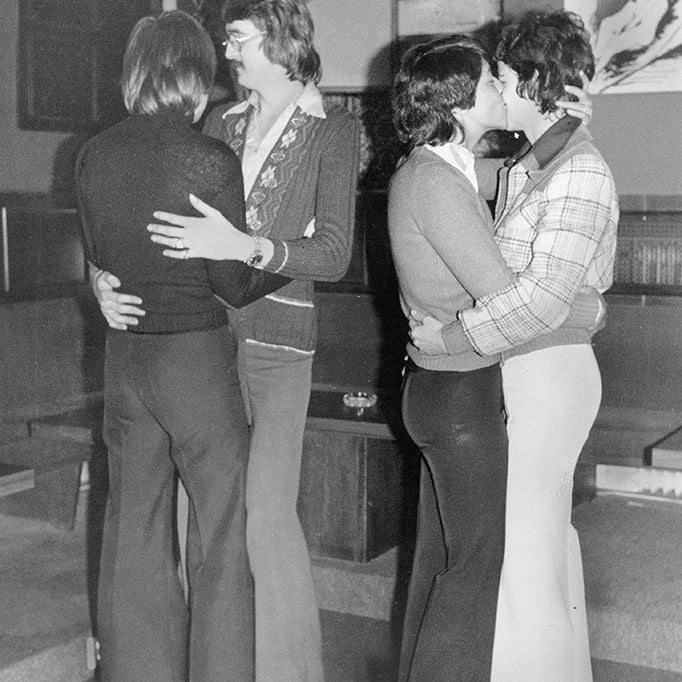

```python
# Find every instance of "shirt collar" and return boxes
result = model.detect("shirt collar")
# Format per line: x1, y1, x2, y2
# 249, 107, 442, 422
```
224, 81, 326, 119
426, 142, 478, 191
505, 115, 582, 170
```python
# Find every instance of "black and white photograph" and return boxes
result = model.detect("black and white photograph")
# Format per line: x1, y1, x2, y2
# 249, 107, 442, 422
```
0, 1, 680, 681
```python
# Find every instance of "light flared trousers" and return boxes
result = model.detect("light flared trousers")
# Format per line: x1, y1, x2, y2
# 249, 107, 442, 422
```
241, 344, 323, 682
490, 344, 600, 682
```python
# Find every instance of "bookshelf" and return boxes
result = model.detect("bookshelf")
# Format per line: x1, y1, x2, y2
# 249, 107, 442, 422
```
611, 213, 682, 295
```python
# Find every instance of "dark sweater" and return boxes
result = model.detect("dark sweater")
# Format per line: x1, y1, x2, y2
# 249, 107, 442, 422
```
76, 111, 289, 334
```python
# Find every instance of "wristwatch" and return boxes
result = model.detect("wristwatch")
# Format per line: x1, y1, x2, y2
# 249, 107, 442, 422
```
245, 235, 264, 267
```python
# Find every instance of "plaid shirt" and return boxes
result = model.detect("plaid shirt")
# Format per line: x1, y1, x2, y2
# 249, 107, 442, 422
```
458, 117, 618, 358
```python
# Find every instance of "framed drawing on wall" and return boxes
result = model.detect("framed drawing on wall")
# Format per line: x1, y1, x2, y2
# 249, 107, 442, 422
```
397, 0, 501, 36
565, 0, 682, 93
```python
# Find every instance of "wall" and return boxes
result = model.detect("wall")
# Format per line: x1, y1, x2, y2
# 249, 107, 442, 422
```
310, 0, 501, 89
397, 0, 500, 36
310, 0, 394, 88
589, 93, 682, 198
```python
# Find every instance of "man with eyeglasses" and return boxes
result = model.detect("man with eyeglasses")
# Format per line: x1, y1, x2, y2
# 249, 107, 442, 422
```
222, 29, 266, 51
91, 1, 360, 680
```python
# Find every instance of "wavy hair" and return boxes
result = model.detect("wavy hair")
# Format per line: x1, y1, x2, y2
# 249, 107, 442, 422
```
224, 0, 321, 84
495, 11, 595, 114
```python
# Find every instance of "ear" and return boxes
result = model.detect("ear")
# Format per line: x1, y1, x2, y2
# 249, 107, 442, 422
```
451, 105, 464, 121
451, 104, 471, 126
526, 69, 547, 114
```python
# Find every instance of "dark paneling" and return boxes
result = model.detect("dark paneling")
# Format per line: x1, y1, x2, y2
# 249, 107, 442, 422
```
18, 0, 149, 132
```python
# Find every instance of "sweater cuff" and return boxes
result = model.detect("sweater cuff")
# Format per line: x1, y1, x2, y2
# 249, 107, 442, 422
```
564, 290, 603, 329
265, 240, 288, 274
442, 318, 473, 356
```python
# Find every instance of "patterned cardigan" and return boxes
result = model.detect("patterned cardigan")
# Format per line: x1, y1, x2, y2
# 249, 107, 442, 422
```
203, 101, 360, 355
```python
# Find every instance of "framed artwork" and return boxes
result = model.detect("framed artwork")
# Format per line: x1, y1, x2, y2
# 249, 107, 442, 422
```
397, 0, 500, 36
565, 0, 682, 93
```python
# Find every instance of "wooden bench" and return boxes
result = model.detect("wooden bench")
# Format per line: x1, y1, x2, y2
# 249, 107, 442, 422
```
0, 439, 92, 528
0, 462, 34, 498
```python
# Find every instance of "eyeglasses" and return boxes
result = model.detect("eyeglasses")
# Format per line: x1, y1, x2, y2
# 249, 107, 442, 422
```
221, 31, 266, 52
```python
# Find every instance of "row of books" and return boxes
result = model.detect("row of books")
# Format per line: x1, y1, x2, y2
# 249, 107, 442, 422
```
615, 237, 682, 285
613, 216, 682, 287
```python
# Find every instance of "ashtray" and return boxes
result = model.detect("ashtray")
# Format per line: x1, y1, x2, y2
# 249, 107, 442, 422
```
342, 391, 377, 416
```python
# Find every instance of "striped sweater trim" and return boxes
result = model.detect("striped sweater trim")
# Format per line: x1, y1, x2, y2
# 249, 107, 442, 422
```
264, 293, 314, 307
245, 338, 315, 355
274, 242, 289, 274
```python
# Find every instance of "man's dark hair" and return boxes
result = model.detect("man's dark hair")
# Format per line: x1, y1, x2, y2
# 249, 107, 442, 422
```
495, 11, 595, 114
392, 35, 489, 148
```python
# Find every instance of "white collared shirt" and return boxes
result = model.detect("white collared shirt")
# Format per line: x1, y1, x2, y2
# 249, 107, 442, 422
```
425, 142, 478, 193
225, 82, 326, 195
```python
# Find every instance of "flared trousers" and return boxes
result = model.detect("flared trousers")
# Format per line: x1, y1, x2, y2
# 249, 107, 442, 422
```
490, 344, 600, 682
398, 362, 508, 681
98, 326, 254, 682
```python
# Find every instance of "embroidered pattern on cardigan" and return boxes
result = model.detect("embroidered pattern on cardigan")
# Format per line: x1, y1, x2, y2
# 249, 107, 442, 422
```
224, 107, 319, 237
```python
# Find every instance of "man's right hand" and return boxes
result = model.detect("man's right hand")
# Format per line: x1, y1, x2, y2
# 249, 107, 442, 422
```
90, 266, 145, 330
409, 309, 447, 356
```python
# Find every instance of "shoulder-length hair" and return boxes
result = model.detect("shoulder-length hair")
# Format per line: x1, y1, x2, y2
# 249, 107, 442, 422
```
224, 0, 321, 85
121, 11, 216, 119
495, 11, 595, 115
392, 35, 488, 149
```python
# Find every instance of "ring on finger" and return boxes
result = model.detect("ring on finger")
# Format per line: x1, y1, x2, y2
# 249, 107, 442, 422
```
175, 237, 185, 250
183, 250, 190, 260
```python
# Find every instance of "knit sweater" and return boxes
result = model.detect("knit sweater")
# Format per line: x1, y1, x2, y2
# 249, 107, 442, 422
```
388, 146, 514, 372
203, 101, 360, 354
76, 112, 289, 334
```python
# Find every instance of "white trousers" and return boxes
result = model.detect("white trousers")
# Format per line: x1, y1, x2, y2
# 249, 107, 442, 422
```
491, 345, 601, 682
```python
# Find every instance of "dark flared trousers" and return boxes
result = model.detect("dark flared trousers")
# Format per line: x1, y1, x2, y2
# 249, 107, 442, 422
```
97, 325, 254, 682
398, 362, 508, 682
